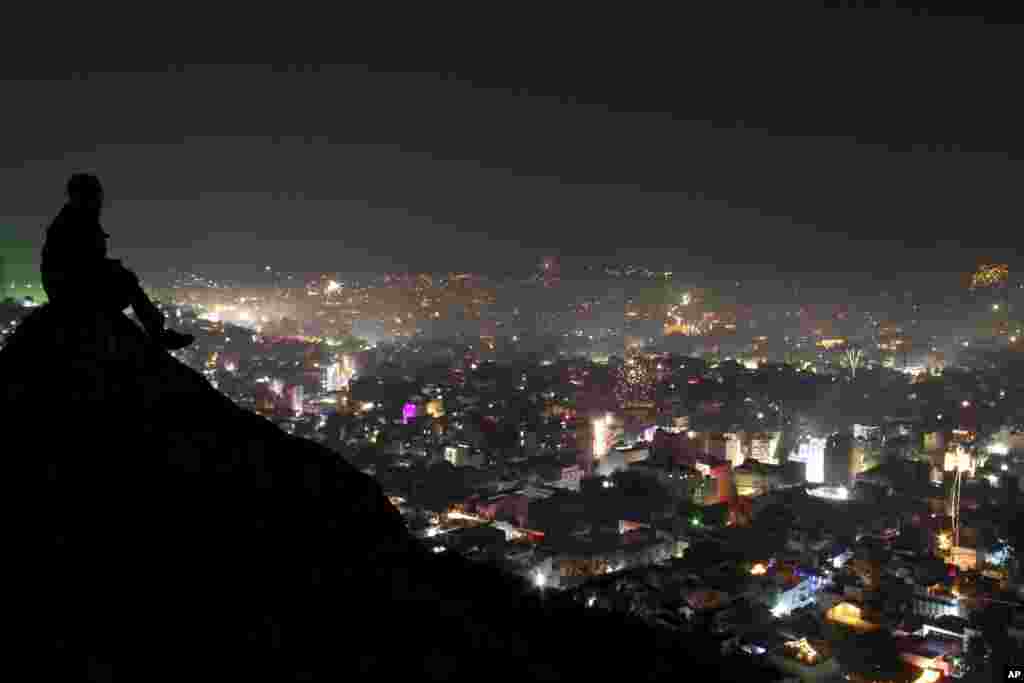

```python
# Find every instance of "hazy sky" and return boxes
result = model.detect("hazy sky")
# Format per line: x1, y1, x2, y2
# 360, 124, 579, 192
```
2, 7, 1021, 290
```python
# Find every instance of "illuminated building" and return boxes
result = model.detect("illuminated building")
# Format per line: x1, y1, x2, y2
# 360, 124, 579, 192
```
725, 433, 744, 468
853, 424, 881, 441
425, 399, 444, 418
270, 379, 285, 398
320, 362, 342, 393
791, 437, 826, 484
825, 601, 879, 631
912, 584, 964, 620
592, 413, 614, 459
749, 432, 781, 465
943, 445, 973, 475
732, 462, 784, 498
286, 385, 303, 416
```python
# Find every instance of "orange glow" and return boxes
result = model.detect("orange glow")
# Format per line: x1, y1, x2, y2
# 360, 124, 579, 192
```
784, 638, 820, 665
750, 563, 768, 576
827, 602, 879, 631
817, 338, 847, 350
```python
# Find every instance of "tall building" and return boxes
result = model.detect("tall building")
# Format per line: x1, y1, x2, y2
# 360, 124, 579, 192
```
286, 385, 304, 417
321, 363, 341, 393
749, 432, 781, 465
790, 437, 826, 484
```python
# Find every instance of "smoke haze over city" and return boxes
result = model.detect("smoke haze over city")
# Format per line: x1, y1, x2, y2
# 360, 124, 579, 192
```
4, 6, 1024, 682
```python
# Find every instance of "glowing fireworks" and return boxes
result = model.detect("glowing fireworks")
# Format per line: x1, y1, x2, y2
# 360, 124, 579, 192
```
842, 346, 864, 380
616, 353, 656, 404
970, 263, 1008, 290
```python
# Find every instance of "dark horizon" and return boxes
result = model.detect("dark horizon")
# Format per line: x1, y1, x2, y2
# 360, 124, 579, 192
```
3, 6, 1022, 291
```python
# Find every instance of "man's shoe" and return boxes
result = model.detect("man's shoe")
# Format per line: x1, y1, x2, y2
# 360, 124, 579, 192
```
159, 329, 195, 350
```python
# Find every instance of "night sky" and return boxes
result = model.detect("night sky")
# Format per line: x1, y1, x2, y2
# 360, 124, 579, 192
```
2, 6, 1021, 292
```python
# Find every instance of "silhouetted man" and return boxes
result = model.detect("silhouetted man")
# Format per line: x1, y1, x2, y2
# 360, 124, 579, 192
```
41, 173, 194, 350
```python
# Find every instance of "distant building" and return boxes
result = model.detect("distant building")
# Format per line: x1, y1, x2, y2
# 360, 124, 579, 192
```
852, 424, 881, 441
733, 461, 785, 497
911, 584, 965, 620
748, 432, 781, 465
531, 529, 674, 590
444, 443, 484, 468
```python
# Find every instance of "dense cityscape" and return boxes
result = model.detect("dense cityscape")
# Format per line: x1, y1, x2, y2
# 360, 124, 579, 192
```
6, 7, 1024, 680
5, 259, 1021, 682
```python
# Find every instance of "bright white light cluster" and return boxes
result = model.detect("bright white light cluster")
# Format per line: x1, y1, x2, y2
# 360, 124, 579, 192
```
807, 485, 848, 501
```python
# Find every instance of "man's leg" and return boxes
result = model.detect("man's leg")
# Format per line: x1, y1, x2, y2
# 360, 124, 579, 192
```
111, 261, 194, 350
109, 261, 165, 336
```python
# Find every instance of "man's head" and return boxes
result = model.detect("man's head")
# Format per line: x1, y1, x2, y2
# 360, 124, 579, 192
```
66, 173, 105, 211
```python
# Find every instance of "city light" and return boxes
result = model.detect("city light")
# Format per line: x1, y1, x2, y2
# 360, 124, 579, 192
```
969, 263, 1009, 290
783, 638, 819, 665
912, 669, 941, 683
592, 413, 613, 458
807, 486, 848, 501
826, 601, 876, 630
